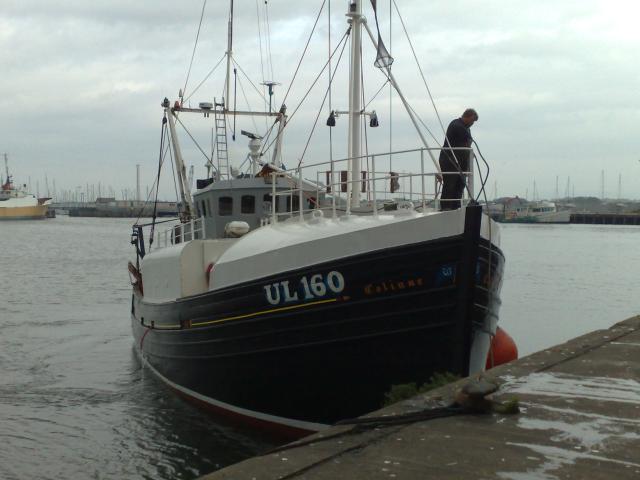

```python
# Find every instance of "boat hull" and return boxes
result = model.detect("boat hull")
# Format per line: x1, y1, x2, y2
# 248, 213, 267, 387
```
131, 229, 504, 436
0, 204, 48, 220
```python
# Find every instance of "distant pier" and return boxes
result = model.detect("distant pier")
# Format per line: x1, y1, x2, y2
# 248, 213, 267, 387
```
201, 316, 640, 479
571, 213, 640, 225
53, 198, 179, 218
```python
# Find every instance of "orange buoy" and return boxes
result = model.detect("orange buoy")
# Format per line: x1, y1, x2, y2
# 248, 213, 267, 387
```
486, 327, 518, 370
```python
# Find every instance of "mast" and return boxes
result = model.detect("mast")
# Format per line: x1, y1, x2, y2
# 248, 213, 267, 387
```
347, 0, 362, 212
3, 154, 8, 184
347, 0, 363, 210
225, 0, 234, 109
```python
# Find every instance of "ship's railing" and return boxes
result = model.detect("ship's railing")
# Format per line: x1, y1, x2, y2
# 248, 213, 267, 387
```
131, 216, 206, 259
267, 146, 474, 223
153, 216, 206, 249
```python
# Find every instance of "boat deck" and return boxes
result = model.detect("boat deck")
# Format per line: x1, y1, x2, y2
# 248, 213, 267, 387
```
200, 315, 640, 479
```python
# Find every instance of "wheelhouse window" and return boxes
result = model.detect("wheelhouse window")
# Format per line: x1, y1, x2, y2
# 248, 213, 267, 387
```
219, 196, 233, 216
287, 195, 300, 212
201, 200, 207, 217
241, 195, 255, 214
206, 198, 212, 217
264, 193, 282, 213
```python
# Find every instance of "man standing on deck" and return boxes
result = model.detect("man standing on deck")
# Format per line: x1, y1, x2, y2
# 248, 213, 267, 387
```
439, 108, 478, 210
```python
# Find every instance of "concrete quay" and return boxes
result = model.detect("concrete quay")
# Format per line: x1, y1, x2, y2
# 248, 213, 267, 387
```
202, 316, 640, 479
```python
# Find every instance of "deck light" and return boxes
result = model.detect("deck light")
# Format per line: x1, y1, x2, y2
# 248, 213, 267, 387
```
369, 111, 379, 128
326, 110, 336, 127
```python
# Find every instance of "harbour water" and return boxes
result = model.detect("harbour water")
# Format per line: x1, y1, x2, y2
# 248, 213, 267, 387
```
1, 217, 638, 479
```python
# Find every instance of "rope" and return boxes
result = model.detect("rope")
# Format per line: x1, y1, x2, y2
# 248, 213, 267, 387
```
182, 0, 208, 99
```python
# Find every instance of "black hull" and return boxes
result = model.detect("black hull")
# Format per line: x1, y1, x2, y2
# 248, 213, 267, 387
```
131, 212, 504, 436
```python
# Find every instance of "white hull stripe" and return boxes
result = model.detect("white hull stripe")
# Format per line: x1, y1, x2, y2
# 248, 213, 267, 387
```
137, 349, 330, 433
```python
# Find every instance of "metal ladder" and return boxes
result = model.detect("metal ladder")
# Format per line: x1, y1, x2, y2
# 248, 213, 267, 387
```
214, 101, 229, 180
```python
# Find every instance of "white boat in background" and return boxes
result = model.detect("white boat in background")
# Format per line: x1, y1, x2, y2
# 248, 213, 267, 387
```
489, 198, 570, 224
0, 154, 49, 220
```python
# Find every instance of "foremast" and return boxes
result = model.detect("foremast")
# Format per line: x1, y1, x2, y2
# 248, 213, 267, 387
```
346, 0, 363, 211
164, 101, 195, 222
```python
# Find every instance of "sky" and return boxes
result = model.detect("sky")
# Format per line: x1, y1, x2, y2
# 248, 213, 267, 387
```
1, 0, 639, 201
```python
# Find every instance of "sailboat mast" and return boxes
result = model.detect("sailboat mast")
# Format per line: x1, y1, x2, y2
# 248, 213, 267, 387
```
347, 0, 363, 210
225, 0, 234, 108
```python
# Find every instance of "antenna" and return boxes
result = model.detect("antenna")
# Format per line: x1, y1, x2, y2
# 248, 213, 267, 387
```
136, 164, 141, 203
618, 172, 622, 199
261, 81, 280, 113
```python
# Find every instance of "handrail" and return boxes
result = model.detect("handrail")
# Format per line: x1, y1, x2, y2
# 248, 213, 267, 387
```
267, 145, 476, 224
134, 216, 207, 252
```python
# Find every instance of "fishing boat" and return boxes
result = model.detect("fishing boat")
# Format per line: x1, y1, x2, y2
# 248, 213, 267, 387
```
0, 154, 49, 220
129, 0, 506, 438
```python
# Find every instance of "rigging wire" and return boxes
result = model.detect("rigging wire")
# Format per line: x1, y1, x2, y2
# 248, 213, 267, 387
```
388, 0, 478, 202
327, 0, 336, 215
236, 74, 259, 133
166, 134, 182, 208
184, 54, 226, 103
232, 59, 268, 102
391, 0, 447, 140
361, 41, 371, 201
261, 27, 351, 158
297, 27, 350, 167
255, 0, 268, 128
280, 0, 327, 106
390, 0, 481, 205
264, 1, 276, 87
389, 0, 393, 195
364, 78, 390, 109
135, 119, 169, 228
182, 0, 208, 99
232, 67, 238, 140
173, 115, 218, 173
